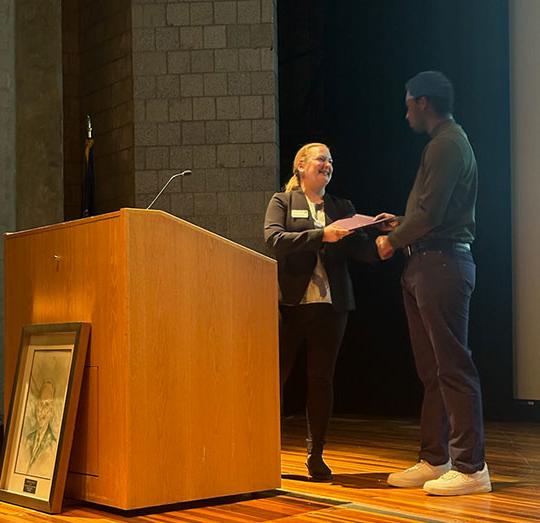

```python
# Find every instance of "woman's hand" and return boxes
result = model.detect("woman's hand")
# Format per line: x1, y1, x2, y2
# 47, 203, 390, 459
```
374, 212, 399, 232
323, 224, 352, 243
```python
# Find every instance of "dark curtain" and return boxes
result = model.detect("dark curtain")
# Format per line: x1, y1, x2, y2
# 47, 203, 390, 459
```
278, 0, 514, 419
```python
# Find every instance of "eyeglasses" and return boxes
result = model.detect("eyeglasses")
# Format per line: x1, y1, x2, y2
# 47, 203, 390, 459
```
309, 155, 333, 165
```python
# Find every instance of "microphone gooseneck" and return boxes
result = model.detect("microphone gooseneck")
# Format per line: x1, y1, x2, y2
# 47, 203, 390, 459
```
146, 170, 192, 210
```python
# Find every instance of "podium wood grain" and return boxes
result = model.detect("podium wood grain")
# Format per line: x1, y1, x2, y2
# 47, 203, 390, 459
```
4, 209, 280, 510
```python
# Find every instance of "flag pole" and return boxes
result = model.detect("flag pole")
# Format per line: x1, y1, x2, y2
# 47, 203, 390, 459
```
82, 114, 95, 218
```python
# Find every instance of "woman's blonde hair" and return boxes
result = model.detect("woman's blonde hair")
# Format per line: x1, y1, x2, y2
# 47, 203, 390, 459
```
284, 142, 328, 192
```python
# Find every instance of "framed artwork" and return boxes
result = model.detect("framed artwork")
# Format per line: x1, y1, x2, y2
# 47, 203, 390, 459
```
0, 322, 90, 513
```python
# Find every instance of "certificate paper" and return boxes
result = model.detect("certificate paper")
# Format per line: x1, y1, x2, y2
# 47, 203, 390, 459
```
332, 214, 391, 231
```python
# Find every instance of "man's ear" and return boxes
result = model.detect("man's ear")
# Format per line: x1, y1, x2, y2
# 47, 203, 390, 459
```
417, 96, 429, 111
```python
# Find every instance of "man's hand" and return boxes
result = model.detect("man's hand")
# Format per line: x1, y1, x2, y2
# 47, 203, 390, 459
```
376, 235, 395, 260
323, 225, 352, 243
374, 212, 399, 232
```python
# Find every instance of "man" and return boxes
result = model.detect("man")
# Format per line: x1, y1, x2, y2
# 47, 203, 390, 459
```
16, 380, 58, 478
376, 71, 491, 496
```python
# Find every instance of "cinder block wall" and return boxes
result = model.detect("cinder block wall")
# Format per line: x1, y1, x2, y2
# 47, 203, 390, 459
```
63, 0, 279, 252
131, 0, 279, 252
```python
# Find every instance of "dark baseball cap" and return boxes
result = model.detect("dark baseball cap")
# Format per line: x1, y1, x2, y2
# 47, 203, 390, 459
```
405, 71, 453, 100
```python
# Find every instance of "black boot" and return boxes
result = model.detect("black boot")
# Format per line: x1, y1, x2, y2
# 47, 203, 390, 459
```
305, 439, 332, 481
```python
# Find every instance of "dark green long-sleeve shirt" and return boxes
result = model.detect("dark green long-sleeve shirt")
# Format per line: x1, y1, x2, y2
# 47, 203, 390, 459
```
388, 118, 477, 249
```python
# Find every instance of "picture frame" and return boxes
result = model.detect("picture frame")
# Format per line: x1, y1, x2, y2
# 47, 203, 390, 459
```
0, 322, 90, 513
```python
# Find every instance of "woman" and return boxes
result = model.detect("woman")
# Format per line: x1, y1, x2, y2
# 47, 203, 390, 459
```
264, 143, 378, 480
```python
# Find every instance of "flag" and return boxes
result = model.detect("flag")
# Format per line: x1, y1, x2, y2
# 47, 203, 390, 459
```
81, 115, 95, 217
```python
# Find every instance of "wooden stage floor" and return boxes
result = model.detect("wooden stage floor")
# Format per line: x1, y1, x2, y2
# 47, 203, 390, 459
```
0, 417, 539, 522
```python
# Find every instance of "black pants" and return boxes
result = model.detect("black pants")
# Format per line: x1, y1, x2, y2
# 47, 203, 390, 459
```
279, 303, 348, 447
402, 248, 485, 474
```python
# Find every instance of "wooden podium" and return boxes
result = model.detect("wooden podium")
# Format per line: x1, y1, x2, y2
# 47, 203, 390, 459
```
3, 209, 281, 510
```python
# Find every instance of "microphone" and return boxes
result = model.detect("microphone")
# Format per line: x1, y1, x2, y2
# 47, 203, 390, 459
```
146, 170, 192, 210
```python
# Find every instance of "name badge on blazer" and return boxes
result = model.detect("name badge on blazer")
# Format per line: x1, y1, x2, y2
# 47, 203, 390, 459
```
291, 209, 309, 218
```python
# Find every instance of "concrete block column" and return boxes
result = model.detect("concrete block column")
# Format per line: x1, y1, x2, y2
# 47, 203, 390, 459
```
0, 0, 15, 417
132, 0, 280, 252
16, 0, 64, 230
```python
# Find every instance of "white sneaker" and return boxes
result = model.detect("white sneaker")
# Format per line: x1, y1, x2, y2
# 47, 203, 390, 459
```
387, 460, 451, 487
423, 464, 492, 496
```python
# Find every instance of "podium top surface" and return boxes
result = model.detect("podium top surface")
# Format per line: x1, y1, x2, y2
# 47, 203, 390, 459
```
4, 208, 275, 264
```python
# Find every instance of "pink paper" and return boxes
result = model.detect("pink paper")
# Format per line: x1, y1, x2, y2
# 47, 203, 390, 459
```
332, 214, 390, 231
